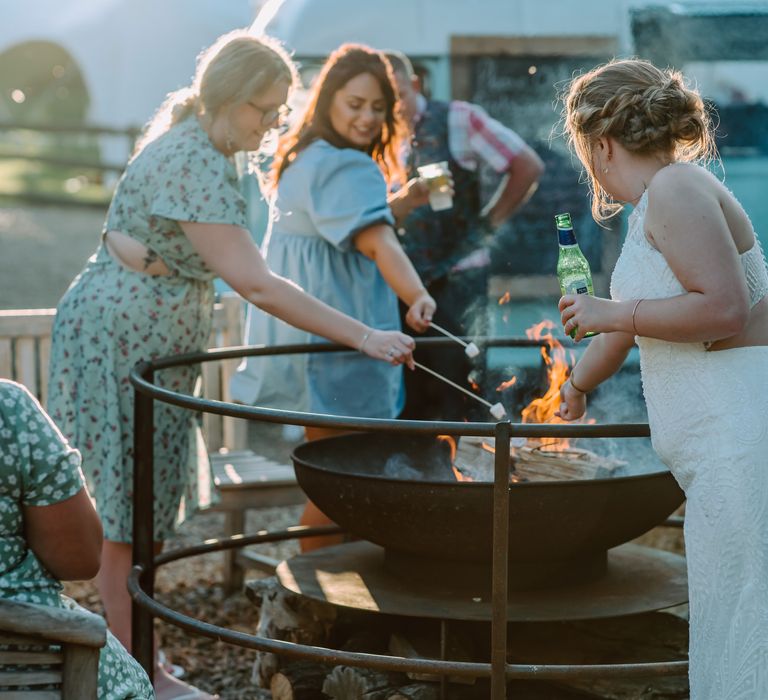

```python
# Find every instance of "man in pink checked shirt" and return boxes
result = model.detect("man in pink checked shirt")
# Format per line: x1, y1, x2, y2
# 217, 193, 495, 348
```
384, 50, 544, 421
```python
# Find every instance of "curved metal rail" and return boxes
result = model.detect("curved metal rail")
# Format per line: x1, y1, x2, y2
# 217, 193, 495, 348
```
128, 337, 686, 699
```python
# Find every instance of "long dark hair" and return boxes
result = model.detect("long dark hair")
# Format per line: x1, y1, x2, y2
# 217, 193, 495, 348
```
272, 43, 406, 187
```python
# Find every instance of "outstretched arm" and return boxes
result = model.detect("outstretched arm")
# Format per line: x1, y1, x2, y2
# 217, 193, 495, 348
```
181, 221, 416, 366
354, 223, 436, 332
557, 331, 636, 421
560, 167, 750, 345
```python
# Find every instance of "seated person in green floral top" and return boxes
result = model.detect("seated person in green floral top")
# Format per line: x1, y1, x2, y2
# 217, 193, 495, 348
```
0, 379, 154, 699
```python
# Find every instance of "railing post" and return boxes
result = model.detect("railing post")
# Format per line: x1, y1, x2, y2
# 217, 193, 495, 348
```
491, 420, 511, 699
131, 362, 155, 681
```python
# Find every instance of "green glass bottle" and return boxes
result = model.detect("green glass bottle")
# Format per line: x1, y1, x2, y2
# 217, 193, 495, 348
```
555, 212, 597, 338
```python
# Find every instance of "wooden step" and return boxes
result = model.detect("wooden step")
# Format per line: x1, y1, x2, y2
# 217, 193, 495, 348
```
210, 450, 306, 510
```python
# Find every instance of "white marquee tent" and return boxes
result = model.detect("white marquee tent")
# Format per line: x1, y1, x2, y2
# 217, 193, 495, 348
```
0, 0, 257, 129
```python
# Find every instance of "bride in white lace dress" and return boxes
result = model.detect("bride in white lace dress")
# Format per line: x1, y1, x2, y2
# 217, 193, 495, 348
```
556, 59, 768, 699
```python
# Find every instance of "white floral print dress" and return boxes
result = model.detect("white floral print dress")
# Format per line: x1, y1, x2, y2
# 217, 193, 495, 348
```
0, 380, 153, 698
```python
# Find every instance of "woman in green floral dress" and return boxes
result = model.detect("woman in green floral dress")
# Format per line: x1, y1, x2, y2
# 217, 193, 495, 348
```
0, 380, 154, 699
46, 29, 421, 700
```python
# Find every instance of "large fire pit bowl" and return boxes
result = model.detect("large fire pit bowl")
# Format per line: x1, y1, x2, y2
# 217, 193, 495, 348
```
292, 433, 684, 583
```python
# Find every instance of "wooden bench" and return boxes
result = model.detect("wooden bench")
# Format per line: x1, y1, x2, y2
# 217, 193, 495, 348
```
0, 294, 304, 593
0, 598, 107, 699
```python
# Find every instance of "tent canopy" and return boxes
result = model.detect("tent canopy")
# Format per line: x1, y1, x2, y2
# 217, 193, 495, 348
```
1, 0, 254, 128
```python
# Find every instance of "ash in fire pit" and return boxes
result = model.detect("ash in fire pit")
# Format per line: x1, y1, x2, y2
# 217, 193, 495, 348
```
382, 439, 454, 481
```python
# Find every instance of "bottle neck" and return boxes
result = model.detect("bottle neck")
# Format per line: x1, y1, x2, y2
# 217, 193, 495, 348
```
557, 228, 577, 246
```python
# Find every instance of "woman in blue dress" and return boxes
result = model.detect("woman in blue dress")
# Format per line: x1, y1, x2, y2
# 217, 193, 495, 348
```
231, 44, 436, 549
47, 31, 417, 699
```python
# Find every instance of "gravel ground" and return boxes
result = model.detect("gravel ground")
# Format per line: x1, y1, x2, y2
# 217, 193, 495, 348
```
65, 504, 303, 699
64, 420, 306, 699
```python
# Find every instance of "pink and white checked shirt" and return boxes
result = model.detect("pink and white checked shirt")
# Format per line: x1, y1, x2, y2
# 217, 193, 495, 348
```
410, 93, 526, 173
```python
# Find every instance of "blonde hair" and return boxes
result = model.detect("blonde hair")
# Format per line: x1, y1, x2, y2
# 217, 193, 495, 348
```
562, 58, 716, 221
133, 30, 298, 156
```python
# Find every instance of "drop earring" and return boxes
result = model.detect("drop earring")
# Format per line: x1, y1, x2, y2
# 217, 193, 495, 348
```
225, 127, 235, 154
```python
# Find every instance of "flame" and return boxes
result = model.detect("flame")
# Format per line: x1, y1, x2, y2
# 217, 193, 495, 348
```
452, 465, 474, 482
437, 435, 457, 462
438, 435, 474, 482
496, 376, 517, 392
519, 320, 574, 451
498, 291, 511, 305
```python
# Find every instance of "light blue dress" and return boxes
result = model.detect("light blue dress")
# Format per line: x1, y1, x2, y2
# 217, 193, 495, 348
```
230, 139, 404, 418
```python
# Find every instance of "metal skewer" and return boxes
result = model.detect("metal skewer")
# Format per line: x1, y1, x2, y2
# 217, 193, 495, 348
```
414, 361, 506, 419
429, 322, 480, 358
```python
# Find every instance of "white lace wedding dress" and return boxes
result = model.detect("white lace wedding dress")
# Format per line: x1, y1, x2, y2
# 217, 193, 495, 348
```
611, 191, 768, 699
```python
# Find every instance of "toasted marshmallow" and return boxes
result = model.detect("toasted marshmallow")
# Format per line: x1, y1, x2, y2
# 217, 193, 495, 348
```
489, 402, 507, 420
465, 342, 480, 358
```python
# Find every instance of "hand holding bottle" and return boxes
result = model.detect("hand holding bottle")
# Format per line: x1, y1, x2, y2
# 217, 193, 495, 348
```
559, 294, 639, 341
555, 212, 598, 339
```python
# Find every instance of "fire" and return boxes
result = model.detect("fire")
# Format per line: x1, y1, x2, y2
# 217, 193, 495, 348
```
438, 435, 474, 482
519, 320, 574, 451
437, 435, 457, 462
498, 291, 511, 305
452, 465, 473, 482
496, 376, 517, 392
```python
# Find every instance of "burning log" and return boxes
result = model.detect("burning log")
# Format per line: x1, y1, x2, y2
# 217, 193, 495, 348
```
454, 436, 623, 482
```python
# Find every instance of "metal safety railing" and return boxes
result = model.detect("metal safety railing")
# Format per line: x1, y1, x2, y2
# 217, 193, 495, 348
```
127, 337, 688, 700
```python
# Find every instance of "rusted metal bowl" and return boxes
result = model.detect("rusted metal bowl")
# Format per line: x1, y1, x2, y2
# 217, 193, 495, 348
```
291, 433, 684, 586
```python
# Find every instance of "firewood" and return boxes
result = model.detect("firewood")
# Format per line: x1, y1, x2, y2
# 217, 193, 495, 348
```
246, 577, 337, 688
271, 661, 328, 700
388, 684, 440, 700
322, 665, 404, 699
388, 631, 476, 685
506, 613, 689, 699
454, 436, 624, 482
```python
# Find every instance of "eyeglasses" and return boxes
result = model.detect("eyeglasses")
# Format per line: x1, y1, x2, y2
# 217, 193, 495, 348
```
250, 102, 292, 129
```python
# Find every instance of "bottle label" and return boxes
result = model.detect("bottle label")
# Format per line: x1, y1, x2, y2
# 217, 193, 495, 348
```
558, 230, 577, 246
561, 275, 591, 296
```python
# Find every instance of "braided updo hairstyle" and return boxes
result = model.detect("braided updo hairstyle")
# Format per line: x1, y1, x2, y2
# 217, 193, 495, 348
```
563, 59, 716, 221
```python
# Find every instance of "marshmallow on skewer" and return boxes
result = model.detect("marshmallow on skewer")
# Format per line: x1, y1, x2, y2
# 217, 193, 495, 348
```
489, 402, 507, 421
429, 322, 480, 358
414, 361, 507, 422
